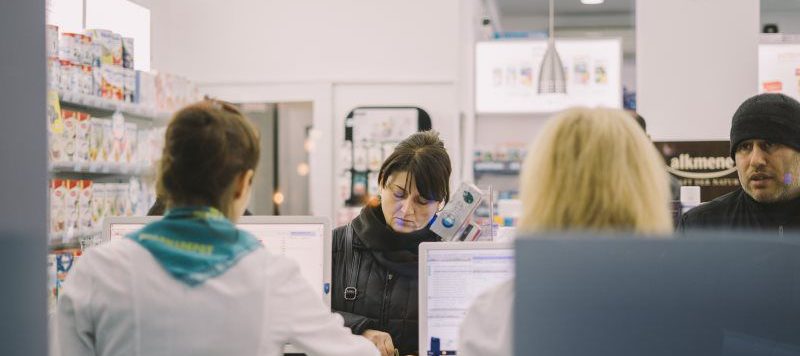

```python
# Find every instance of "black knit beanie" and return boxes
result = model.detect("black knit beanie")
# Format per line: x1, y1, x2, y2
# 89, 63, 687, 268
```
730, 93, 800, 159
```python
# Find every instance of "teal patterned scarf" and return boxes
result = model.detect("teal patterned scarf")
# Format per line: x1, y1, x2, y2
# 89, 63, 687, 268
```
128, 206, 261, 286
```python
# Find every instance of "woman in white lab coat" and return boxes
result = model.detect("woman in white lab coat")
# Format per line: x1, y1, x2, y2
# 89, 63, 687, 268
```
55, 100, 378, 356
458, 107, 674, 356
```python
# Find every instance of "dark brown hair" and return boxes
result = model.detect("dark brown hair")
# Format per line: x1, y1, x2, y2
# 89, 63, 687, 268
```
378, 130, 452, 203
158, 100, 260, 212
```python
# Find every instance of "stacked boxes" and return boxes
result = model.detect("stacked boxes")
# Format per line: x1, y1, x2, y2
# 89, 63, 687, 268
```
50, 108, 165, 168
49, 177, 156, 243
49, 26, 202, 107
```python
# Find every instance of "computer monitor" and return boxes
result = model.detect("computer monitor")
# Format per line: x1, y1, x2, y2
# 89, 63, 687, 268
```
418, 241, 514, 355
105, 216, 332, 306
514, 234, 800, 356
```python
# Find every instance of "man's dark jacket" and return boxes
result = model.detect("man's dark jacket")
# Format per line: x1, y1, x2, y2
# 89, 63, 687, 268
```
678, 188, 800, 235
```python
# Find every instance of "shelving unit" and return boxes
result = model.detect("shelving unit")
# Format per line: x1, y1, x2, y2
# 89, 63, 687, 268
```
50, 161, 154, 176
48, 90, 166, 254
59, 91, 171, 122
473, 161, 522, 178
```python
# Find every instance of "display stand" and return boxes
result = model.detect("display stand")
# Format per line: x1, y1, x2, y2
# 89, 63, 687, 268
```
336, 107, 431, 225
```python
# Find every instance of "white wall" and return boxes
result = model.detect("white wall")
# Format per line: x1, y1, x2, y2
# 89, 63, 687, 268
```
147, 1, 465, 219
150, 0, 459, 84
637, 0, 759, 141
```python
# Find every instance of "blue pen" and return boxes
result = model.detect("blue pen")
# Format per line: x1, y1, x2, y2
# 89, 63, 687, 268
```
429, 337, 440, 356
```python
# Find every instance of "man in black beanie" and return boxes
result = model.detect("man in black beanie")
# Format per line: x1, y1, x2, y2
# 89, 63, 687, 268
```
678, 93, 800, 234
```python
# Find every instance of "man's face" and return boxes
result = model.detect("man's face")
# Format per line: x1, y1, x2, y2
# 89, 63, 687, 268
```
735, 139, 800, 203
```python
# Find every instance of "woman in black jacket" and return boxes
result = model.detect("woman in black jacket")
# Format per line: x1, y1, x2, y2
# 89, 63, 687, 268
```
332, 130, 452, 356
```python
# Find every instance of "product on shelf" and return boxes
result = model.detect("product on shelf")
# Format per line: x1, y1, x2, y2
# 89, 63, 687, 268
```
367, 145, 383, 171
352, 144, 368, 171
102, 119, 114, 163
58, 33, 83, 64
62, 110, 78, 162
155, 72, 201, 111
47, 57, 60, 89
124, 122, 138, 165
85, 29, 122, 66
78, 64, 94, 95
47, 254, 57, 313
79, 180, 94, 234
89, 118, 104, 162
50, 179, 66, 241
135, 70, 156, 107
51, 26, 197, 109
46, 25, 59, 58
123, 68, 136, 103
91, 183, 106, 228
75, 112, 91, 162
65, 179, 80, 237
55, 250, 81, 299
99, 65, 124, 101
51, 178, 157, 242
122, 37, 134, 69
58, 60, 75, 93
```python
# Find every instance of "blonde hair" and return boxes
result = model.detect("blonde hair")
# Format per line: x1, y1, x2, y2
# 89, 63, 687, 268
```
518, 107, 673, 235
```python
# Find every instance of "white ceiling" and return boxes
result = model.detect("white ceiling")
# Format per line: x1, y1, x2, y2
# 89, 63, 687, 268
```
497, 0, 800, 18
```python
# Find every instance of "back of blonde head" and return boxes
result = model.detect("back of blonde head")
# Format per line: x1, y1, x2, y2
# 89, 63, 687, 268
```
518, 107, 673, 235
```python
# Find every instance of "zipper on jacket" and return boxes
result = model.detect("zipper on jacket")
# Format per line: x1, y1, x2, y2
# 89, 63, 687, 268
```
379, 272, 395, 329
779, 225, 784, 237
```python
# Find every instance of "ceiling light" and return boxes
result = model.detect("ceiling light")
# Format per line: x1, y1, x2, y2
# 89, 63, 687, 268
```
581, 0, 604, 4
538, 0, 567, 94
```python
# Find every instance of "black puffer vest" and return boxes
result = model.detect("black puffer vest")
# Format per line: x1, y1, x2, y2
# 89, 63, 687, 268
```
331, 203, 440, 355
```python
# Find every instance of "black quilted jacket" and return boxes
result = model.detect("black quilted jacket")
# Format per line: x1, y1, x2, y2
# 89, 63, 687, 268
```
331, 203, 440, 356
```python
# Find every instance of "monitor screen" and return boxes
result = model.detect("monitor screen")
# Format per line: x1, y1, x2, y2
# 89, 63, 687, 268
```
423, 247, 514, 354
236, 222, 325, 297
108, 220, 326, 299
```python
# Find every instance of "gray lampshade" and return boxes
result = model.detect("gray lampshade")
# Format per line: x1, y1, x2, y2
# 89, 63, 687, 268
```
537, 39, 566, 94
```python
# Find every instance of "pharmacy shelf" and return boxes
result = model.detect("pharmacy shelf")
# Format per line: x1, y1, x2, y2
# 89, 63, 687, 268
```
473, 161, 522, 178
59, 91, 171, 121
49, 232, 102, 251
49, 161, 154, 176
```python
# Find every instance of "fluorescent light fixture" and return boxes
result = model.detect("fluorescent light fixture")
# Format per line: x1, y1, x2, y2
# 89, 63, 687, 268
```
581, 0, 605, 4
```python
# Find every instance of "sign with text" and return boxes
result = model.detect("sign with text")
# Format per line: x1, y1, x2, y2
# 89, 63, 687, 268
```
654, 141, 739, 202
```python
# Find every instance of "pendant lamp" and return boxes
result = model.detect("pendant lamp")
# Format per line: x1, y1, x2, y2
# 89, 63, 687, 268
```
537, 0, 567, 94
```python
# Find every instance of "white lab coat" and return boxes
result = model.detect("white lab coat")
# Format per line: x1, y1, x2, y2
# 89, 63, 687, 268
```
54, 238, 378, 356
458, 279, 514, 356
